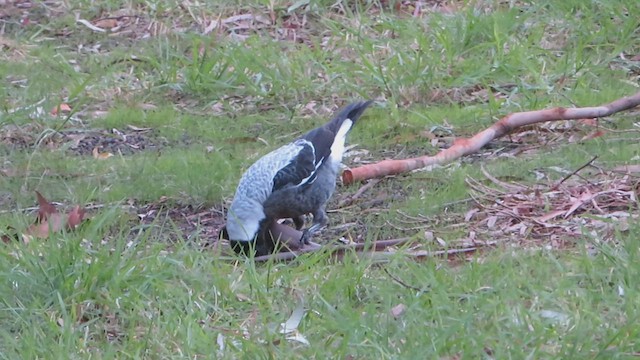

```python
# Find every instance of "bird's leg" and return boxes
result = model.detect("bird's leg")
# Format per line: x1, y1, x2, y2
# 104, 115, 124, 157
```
300, 207, 328, 244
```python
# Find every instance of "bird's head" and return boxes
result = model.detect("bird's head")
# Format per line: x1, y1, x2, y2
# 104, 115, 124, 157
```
224, 213, 261, 243
221, 217, 276, 256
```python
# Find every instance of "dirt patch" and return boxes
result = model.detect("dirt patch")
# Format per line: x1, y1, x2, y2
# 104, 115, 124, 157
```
0, 123, 167, 155
64, 128, 168, 156
0, 0, 63, 32
135, 200, 226, 249
130, 184, 401, 252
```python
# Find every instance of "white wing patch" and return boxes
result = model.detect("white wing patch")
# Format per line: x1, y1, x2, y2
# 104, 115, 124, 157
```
330, 119, 353, 162
295, 140, 318, 186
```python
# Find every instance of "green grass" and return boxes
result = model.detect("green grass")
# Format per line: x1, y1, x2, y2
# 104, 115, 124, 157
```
1, 0, 640, 357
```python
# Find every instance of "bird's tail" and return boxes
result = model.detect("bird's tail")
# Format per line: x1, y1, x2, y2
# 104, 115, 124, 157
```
326, 100, 373, 133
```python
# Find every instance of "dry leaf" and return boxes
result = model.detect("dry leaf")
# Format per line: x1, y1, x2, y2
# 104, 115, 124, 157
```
93, 18, 118, 29
0, 168, 17, 177
1, 230, 15, 243
390, 303, 407, 319
486, 216, 498, 228
577, 118, 598, 127
424, 231, 434, 241
612, 165, 640, 174
127, 124, 152, 132
464, 208, 479, 222
92, 147, 114, 159
137, 103, 157, 110
235, 293, 251, 302
22, 191, 87, 239
35, 190, 57, 222
279, 301, 305, 334
580, 129, 606, 142
51, 103, 71, 115
537, 209, 565, 223
67, 206, 86, 229
25, 213, 67, 238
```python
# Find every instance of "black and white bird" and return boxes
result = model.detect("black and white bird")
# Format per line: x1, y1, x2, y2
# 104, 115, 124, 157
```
223, 100, 373, 256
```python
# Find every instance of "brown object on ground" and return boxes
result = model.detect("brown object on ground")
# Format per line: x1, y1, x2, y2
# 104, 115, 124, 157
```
225, 221, 315, 256
268, 221, 306, 250
343, 91, 640, 184
24, 191, 87, 241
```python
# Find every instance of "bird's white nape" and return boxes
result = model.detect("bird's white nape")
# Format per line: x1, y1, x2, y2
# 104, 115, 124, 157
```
330, 119, 353, 162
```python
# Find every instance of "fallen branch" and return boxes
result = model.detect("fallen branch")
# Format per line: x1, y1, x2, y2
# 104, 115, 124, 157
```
343, 91, 640, 184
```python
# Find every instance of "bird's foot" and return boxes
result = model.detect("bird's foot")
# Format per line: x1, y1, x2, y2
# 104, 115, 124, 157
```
300, 222, 325, 245
300, 228, 313, 245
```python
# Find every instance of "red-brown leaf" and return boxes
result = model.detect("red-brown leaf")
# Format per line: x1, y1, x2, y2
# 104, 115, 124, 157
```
67, 206, 86, 229
26, 213, 67, 239
35, 191, 57, 222
50, 103, 71, 116
26, 192, 87, 239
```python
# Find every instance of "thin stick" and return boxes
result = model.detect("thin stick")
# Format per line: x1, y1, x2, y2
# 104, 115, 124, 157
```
383, 267, 428, 292
551, 155, 599, 190
253, 237, 412, 262
336, 178, 382, 208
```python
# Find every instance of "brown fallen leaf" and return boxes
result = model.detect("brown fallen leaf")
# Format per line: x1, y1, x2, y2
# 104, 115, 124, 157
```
580, 129, 606, 142
35, 190, 57, 221
93, 18, 118, 29
22, 191, 87, 240
92, 147, 114, 159
67, 206, 86, 229
577, 118, 599, 127
25, 213, 68, 239
51, 103, 71, 116
1, 228, 17, 243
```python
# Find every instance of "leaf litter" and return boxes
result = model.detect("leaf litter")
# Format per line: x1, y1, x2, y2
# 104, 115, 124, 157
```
2, 191, 86, 243
0, 122, 167, 156
463, 166, 638, 248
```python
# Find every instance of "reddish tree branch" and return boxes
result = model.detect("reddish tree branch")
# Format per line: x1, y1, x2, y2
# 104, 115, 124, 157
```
343, 91, 640, 184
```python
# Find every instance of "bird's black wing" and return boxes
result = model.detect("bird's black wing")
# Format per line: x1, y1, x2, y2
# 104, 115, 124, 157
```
301, 126, 334, 168
271, 101, 372, 193
272, 140, 321, 192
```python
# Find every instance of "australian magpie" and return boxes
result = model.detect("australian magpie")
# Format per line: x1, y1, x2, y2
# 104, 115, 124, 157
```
222, 100, 373, 256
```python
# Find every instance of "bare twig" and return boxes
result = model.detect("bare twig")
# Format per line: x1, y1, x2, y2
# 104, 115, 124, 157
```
383, 267, 428, 292
551, 155, 599, 190
336, 178, 382, 208
251, 238, 501, 263
253, 238, 412, 262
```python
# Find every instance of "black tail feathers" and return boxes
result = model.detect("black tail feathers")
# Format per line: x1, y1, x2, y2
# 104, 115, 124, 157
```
327, 100, 373, 131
